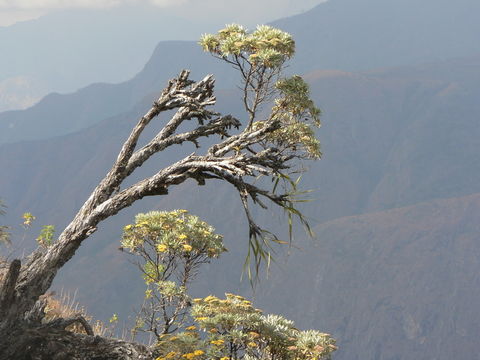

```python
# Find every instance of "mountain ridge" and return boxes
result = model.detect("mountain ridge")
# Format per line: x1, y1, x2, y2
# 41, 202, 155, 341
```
2, 0, 480, 143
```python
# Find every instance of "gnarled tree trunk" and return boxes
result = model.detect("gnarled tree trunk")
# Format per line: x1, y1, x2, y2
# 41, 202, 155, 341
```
0, 63, 315, 358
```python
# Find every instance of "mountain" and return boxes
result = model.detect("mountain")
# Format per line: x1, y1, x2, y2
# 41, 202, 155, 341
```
2, 2, 480, 358
273, 0, 480, 74
0, 5, 214, 112
2, 0, 480, 144
0, 41, 237, 145
256, 193, 480, 360
3, 55, 479, 237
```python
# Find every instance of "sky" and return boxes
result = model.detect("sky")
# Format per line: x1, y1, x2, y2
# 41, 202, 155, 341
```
0, 0, 327, 27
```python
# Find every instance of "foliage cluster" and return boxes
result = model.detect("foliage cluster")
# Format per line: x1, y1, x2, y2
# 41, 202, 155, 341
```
200, 24, 321, 160
121, 210, 227, 338
120, 210, 336, 359
199, 25, 322, 272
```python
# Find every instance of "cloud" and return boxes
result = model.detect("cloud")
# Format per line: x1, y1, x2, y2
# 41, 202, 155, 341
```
0, 8, 44, 26
0, 0, 124, 9
0, 0, 188, 10
148, 0, 188, 7
0, 0, 325, 11
0, 0, 327, 27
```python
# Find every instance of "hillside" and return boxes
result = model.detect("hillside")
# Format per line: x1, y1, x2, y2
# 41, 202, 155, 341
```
256, 193, 480, 360
273, 0, 480, 73
1, 54, 479, 334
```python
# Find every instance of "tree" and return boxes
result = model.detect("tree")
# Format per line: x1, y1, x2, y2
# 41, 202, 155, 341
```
0, 25, 326, 359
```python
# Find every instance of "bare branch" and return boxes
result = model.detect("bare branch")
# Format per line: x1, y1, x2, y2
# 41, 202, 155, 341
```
45, 315, 94, 336
76, 71, 216, 219
125, 115, 241, 176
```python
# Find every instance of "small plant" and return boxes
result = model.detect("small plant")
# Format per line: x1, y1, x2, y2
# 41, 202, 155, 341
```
153, 293, 337, 360
121, 210, 227, 339
22, 212, 36, 229
122, 211, 337, 359
37, 225, 55, 248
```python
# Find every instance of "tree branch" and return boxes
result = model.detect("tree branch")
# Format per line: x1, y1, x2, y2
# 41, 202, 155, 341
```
45, 315, 94, 336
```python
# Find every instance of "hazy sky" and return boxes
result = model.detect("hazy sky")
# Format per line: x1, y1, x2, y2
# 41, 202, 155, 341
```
0, 0, 327, 27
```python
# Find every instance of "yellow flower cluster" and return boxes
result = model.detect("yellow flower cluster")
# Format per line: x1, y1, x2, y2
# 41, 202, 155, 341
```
210, 339, 224, 346
156, 351, 177, 360
156, 348, 204, 360
157, 244, 168, 252
181, 350, 204, 359
145, 289, 153, 299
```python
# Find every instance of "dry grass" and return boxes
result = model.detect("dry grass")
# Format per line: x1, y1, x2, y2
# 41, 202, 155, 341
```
42, 289, 114, 337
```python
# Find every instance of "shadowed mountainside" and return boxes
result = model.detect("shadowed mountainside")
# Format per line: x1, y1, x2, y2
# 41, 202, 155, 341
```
273, 0, 480, 74
256, 193, 480, 360
3, 55, 480, 238
1, 5, 480, 355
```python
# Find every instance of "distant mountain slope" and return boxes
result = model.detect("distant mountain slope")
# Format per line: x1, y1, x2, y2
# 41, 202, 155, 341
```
2, 0, 480, 144
255, 192, 480, 360
0, 6, 210, 101
274, 0, 480, 73
3, 55, 480, 230
1, 56, 479, 359
0, 41, 236, 145
300, 56, 480, 218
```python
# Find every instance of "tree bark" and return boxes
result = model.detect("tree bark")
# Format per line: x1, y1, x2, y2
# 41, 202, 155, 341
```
1, 325, 152, 360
